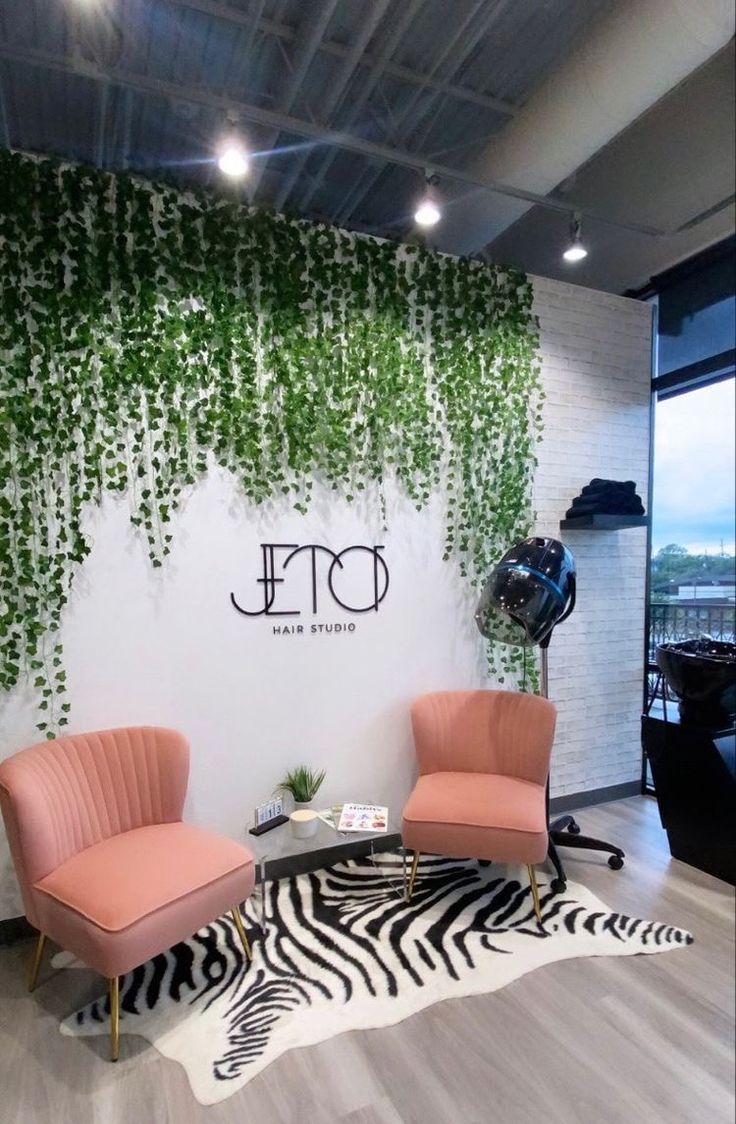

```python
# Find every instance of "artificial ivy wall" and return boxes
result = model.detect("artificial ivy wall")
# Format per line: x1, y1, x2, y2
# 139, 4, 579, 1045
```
0, 149, 542, 734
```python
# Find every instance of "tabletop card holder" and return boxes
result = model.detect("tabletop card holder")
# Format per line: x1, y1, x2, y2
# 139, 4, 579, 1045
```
249, 796, 289, 836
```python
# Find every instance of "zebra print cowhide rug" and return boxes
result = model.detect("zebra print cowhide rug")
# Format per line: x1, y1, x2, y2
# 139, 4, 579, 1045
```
58, 853, 692, 1104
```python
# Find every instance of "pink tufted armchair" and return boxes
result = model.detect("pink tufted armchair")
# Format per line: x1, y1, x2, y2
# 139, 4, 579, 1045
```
402, 691, 557, 923
0, 727, 255, 1060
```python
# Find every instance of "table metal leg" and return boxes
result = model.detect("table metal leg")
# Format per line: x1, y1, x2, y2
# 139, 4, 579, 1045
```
368, 837, 408, 901
259, 856, 268, 935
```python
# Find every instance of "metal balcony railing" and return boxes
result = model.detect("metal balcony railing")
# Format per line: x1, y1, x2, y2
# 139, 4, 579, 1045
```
648, 602, 736, 661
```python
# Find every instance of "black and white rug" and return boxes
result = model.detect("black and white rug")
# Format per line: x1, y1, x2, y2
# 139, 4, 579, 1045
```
58, 853, 693, 1104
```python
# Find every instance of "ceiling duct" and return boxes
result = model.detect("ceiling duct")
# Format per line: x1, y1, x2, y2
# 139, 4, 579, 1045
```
434, 0, 735, 257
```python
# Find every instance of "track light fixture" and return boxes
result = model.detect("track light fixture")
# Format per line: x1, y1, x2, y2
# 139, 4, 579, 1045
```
563, 213, 588, 263
217, 118, 249, 178
217, 141, 249, 177
414, 171, 442, 227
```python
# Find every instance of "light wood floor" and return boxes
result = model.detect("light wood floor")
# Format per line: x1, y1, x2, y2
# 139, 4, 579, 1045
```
1, 796, 733, 1124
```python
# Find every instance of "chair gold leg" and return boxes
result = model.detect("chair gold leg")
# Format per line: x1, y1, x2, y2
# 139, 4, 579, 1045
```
109, 976, 120, 1062
230, 906, 253, 961
406, 850, 420, 902
27, 932, 46, 993
527, 864, 544, 927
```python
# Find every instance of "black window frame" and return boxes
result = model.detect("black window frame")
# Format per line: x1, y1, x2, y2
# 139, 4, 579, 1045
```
634, 236, 736, 795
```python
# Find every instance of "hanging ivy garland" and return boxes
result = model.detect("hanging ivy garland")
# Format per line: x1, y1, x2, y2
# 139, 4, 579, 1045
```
0, 149, 543, 735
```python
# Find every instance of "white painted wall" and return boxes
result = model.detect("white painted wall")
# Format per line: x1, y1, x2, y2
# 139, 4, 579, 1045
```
0, 276, 652, 920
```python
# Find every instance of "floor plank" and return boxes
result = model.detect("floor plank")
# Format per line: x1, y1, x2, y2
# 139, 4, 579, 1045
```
0, 796, 733, 1124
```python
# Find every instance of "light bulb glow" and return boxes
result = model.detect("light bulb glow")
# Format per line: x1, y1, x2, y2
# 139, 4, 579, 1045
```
218, 145, 249, 177
563, 241, 588, 263
414, 199, 441, 227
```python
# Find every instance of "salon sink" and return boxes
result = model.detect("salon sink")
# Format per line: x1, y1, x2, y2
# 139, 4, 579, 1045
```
656, 639, 736, 725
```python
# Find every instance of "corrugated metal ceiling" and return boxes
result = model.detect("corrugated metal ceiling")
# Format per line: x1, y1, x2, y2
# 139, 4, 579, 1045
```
0, 0, 616, 238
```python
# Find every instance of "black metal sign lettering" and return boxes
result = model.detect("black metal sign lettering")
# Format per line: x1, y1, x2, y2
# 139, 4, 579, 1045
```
230, 543, 389, 619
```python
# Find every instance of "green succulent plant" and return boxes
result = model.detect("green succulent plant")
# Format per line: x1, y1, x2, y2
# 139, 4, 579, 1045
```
276, 766, 326, 804
0, 149, 542, 734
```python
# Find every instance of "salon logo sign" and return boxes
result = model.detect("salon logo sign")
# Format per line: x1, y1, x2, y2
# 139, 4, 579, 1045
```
230, 543, 389, 637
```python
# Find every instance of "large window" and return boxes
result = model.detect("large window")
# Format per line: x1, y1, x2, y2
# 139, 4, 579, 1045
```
642, 239, 735, 790
649, 377, 735, 659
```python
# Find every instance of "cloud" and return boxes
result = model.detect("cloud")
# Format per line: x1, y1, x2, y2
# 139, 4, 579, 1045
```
652, 378, 735, 553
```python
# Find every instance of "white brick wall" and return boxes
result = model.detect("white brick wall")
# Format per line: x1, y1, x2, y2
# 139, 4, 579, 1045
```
532, 276, 653, 798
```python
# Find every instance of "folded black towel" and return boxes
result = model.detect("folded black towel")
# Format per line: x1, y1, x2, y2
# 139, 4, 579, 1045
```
571, 493, 644, 508
582, 479, 637, 498
565, 477, 646, 519
583, 478, 637, 495
566, 497, 646, 518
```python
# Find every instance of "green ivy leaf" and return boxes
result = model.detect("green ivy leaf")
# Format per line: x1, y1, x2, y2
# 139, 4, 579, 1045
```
0, 147, 542, 728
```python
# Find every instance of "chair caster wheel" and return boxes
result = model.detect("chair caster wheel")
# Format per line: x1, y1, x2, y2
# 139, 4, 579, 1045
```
567, 821, 581, 835
608, 855, 624, 870
551, 878, 566, 894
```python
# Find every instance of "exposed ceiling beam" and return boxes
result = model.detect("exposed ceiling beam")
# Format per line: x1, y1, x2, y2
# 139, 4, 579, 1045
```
247, 0, 338, 201
0, 40, 670, 237
272, 0, 391, 213
162, 0, 517, 117
403, 0, 514, 157
295, 0, 425, 214
274, 2, 338, 112
333, 0, 510, 226
429, 130, 500, 162
225, 0, 265, 96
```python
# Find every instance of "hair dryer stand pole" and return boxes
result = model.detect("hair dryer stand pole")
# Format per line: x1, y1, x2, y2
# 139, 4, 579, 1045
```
539, 639, 626, 894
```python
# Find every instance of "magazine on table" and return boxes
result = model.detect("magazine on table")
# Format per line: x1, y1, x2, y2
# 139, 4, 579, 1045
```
336, 803, 388, 833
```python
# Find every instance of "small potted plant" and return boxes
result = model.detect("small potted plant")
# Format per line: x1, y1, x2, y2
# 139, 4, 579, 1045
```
276, 766, 326, 810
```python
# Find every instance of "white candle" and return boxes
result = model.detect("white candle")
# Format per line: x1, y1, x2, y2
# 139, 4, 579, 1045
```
290, 809, 319, 839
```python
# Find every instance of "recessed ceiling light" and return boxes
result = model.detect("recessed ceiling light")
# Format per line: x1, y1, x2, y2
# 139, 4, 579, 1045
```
218, 144, 249, 178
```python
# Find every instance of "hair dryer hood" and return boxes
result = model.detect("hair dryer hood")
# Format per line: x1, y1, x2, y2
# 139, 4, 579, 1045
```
475, 537, 576, 647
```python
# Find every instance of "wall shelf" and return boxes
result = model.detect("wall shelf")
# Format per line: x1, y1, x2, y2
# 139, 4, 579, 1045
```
560, 514, 649, 531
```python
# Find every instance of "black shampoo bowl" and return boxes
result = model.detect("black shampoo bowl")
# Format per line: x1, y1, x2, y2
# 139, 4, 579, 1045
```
656, 639, 736, 725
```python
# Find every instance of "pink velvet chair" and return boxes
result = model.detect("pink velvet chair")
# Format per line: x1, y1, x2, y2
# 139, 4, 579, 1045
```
0, 726, 256, 1061
402, 691, 557, 924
